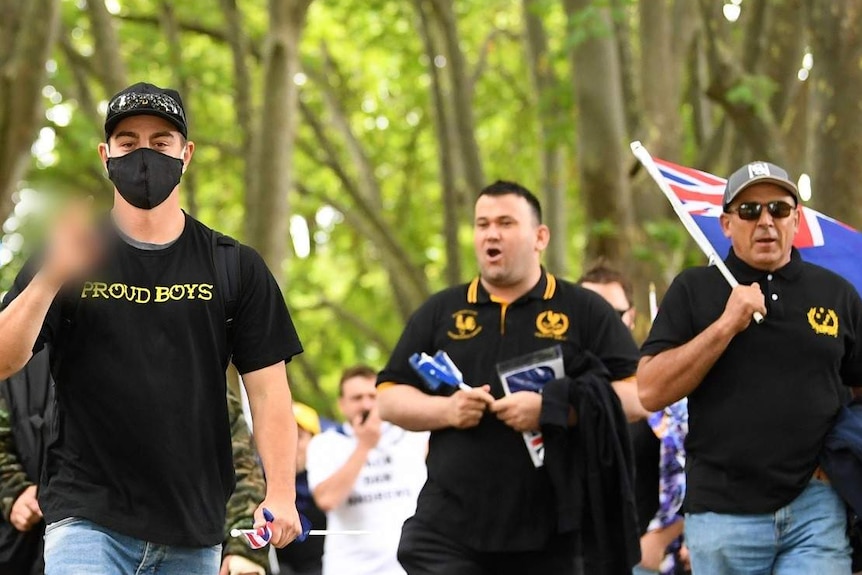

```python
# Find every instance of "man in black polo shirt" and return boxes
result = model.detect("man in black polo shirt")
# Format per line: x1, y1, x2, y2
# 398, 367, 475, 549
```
377, 180, 641, 575
639, 161, 862, 575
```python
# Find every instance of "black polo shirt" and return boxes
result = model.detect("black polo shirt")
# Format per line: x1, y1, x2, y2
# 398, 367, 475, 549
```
378, 270, 639, 552
642, 248, 862, 514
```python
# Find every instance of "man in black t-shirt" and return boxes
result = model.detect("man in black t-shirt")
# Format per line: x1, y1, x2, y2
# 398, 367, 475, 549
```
377, 181, 642, 575
0, 82, 303, 574
639, 161, 862, 575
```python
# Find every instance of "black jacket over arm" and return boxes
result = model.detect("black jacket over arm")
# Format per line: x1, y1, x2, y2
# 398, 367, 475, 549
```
540, 351, 640, 575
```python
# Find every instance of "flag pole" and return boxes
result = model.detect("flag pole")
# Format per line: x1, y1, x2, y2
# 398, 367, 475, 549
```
630, 141, 763, 324
648, 282, 658, 324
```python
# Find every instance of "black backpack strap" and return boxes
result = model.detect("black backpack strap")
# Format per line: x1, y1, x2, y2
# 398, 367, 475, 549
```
210, 230, 242, 343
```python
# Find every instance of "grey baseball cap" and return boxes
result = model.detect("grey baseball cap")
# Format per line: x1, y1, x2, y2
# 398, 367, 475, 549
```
723, 161, 800, 211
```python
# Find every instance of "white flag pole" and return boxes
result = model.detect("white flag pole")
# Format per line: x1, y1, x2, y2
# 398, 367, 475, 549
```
648, 282, 658, 324
231, 528, 372, 538
630, 141, 763, 324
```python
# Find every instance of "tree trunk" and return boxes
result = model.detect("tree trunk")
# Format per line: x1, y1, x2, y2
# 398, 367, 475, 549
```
297, 98, 430, 321
698, 0, 784, 164
428, 0, 485, 195
523, 0, 568, 276
0, 0, 60, 223
220, 0, 255, 228
248, 0, 314, 282
415, 0, 462, 284
160, 2, 197, 216
87, 0, 127, 95
610, 0, 640, 138
563, 0, 633, 264
808, 1, 862, 227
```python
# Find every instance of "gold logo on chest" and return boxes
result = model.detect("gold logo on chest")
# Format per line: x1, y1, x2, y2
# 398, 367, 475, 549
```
807, 307, 838, 337
536, 310, 569, 340
448, 310, 482, 340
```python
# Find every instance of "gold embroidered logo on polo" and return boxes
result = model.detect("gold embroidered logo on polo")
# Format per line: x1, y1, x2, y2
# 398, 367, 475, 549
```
447, 310, 482, 340
536, 310, 569, 340
807, 307, 838, 337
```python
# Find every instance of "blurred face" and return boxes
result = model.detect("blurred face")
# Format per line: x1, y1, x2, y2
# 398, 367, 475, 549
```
338, 375, 377, 422
581, 281, 635, 331
474, 193, 549, 297
720, 183, 799, 271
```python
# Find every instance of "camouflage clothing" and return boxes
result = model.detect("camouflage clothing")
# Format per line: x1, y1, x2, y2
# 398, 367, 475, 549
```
0, 393, 33, 522
0, 349, 50, 575
223, 386, 269, 569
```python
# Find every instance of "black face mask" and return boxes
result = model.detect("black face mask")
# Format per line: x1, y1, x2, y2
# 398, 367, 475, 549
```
107, 148, 184, 210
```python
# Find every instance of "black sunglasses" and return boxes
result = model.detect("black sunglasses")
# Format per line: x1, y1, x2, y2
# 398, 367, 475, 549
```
730, 201, 794, 221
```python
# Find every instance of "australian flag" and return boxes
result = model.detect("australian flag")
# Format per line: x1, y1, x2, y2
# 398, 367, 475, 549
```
654, 158, 862, 296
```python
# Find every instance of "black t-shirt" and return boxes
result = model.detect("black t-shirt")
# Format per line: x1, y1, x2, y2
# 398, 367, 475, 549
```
3, 213, 302, 546
377, 270, 639, 552
642, 248, 862, 514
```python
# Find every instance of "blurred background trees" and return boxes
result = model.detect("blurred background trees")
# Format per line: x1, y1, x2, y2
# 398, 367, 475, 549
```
1, 0, 859, 415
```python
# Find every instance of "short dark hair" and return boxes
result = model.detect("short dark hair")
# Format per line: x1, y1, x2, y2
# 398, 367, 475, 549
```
577, 259, 634, 306
479, 180, 542, 224
338, 365, 378, 396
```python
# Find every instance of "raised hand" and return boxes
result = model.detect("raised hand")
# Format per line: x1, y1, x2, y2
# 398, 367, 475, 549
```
40, 196, 103, 289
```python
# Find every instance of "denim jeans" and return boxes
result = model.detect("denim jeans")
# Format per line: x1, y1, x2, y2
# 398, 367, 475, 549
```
44, 517, 222, 575
685, 479, 850, 575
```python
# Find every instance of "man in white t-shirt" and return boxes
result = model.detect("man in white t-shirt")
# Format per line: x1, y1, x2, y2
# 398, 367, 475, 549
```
307, 366, 428, 575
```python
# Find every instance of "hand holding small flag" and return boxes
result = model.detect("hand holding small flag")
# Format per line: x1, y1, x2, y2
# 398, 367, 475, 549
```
409, 351, 472, 392
229, 508, 275, 549
230, 508, 313, 549
410, 350, 493, 429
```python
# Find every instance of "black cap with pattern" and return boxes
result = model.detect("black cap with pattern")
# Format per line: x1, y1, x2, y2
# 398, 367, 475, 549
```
722, 161, 800, 211
104, 82, 188, 140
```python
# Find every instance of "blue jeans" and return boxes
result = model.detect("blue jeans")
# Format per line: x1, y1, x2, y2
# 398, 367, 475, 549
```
44, 517, 222, 575
685, 479, 850, 575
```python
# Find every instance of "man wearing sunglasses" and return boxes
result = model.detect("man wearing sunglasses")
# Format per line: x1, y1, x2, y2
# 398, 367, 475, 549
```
638, 161, 862, 574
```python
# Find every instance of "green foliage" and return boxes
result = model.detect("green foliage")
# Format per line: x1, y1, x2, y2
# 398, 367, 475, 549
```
6, 0, 761, 415
726, 74, 779, 119
562, 0, 615, 50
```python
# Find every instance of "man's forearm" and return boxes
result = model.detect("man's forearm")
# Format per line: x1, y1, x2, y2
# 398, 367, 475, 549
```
312, 445, 370, 512
638, 318, 736, 411
377, 384, 452, 431
243, 366, 297, 499
0, 274, 59, 378
611, 378, 651, 421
